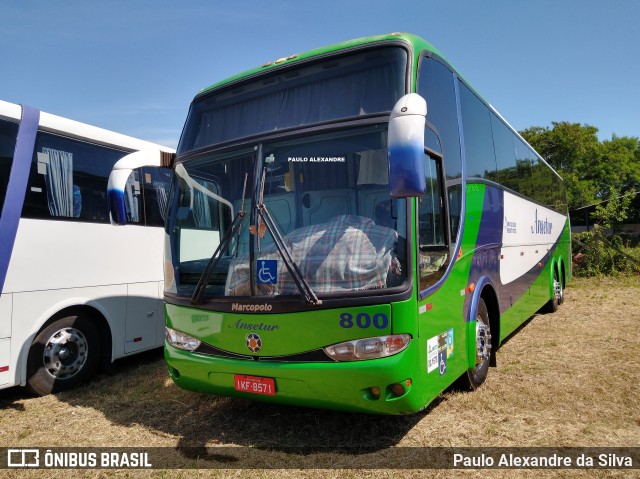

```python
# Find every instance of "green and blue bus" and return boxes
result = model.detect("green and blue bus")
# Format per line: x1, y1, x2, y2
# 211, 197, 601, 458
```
109, 33, 570, 414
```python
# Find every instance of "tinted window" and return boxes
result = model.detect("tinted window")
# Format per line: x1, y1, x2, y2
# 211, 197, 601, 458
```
418, 154, 449, 291
22, 132, 129, 223
489, 111, 567, 213
418, 57, 462, 179
459, 82, 496, 180
419, 156, 446, 248
141, 167, 171, 227
418, 57, 464, 242
116, 167, 172, 227
0, 119, 19, 214
179, 47, 407, 154
515, 138, 535, 199
491, 112, 519, 191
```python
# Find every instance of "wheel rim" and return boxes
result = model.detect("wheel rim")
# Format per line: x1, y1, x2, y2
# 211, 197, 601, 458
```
42, 327, 88, 380
475, 314, 492, 365
554, 275, 563, 303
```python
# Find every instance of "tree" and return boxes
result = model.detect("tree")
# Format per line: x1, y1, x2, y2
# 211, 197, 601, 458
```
520, 122, 640, 211
592, 187, 633, 232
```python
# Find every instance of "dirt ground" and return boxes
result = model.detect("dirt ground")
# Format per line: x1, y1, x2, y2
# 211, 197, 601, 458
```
1, 276, 639, 478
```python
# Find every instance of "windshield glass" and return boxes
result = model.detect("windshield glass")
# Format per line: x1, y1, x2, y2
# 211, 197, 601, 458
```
166, 125, 408, 301
177, 47, 407, 155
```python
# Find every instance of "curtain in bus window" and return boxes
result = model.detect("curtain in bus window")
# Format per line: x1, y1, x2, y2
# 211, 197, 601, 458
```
186, 48, 405, 151
40, 147, 74, 217
199, 92, 282, 148
357, 149, 388, 185
192, 185, 212, 228
279, 63, 398, 126
154, 182, 169, 221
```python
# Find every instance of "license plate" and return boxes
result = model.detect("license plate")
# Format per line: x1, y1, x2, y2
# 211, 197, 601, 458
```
234, 374, 276, 396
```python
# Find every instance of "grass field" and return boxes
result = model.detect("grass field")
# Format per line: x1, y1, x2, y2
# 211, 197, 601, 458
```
1, 276, 639, 478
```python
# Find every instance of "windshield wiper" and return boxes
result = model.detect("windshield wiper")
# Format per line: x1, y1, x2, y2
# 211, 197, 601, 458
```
254, 168, 322, 306
191, 174, 248, 306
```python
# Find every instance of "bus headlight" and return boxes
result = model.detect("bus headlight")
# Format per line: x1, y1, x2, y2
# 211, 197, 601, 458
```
165, 327, 201, 351
323, 334, 411, 361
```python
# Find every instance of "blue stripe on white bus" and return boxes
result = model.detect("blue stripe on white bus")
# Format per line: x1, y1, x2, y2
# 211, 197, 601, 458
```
0, 106, 39, 295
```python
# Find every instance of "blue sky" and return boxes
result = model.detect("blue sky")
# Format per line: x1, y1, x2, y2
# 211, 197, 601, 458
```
2, 0, 639, 148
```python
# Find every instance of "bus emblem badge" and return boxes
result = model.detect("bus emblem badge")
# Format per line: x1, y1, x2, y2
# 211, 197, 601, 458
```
246, 333, 262, 353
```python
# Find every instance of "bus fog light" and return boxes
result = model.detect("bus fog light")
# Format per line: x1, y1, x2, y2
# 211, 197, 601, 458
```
369, 386, 381, 399
389, 383, 405, 397
324, 334, 411, 361
165, 327, 201, 351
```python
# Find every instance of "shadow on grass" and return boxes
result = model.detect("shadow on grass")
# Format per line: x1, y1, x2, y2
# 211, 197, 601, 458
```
16, 347, 444, 460
0, 386, 28, 411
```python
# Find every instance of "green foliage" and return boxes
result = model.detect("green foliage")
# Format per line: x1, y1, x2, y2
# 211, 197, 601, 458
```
572, 228, 640, 277
520, 122, 640, 211
592, 187, 633, 232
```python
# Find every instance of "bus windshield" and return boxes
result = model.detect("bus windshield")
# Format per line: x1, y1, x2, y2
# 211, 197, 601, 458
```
177, 47, 407, 155
166, 124, 408, 302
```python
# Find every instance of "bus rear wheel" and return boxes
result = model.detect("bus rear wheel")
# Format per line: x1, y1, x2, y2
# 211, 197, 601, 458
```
459, 298, 492, 390
26, 315, 100, 396
543, 269, 562, 313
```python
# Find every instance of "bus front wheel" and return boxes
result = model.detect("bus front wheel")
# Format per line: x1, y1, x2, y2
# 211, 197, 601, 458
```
26, 315, 100, 396
460, 298, 492, 390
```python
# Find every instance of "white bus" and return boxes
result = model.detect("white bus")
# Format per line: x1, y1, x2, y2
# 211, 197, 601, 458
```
0, 100, 174, 395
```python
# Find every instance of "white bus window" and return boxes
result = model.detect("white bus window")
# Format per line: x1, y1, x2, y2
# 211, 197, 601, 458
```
23, 132, 128, 223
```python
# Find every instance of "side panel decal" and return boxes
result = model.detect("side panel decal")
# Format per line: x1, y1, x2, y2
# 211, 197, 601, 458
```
0, 106, 39, 294
500, 191, 566, 285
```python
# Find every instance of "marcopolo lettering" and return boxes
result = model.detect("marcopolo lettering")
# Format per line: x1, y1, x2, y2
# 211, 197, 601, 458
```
231, 303, 273, 312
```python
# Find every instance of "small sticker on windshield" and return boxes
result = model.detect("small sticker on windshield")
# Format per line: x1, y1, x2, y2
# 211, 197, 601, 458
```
257, 260, 278, 284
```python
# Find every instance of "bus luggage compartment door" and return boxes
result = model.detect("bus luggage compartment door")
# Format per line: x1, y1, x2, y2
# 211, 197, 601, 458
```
124, 282, 162, 353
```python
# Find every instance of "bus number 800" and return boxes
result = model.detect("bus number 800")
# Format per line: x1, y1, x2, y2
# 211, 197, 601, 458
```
339, 312, 389, 330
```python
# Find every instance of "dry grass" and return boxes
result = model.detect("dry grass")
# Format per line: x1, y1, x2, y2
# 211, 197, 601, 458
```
1, 276, 639, 478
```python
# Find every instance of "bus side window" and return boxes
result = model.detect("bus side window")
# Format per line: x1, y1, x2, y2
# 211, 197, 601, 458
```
123, 170, 142, 224
418, 56, 462, 242
140, 167, 171, 227
418, 153, 450, 291
22, 131, 128, 223
0, 119, 19, 214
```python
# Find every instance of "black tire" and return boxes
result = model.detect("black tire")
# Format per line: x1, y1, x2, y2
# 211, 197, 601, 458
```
26, 314, 100, 396
459, 298, 492, 390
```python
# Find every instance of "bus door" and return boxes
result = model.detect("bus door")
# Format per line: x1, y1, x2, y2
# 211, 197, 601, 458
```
121, 167, 170, 353
417, 143, 451, 292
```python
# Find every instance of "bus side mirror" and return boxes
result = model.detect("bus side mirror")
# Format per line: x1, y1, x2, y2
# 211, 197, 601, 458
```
107, 149, 175, 225
387, 93, 427, 198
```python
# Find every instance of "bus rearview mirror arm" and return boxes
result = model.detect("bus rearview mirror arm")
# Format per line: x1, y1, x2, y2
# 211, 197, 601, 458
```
107, 149, 175, 225
387, 93, 427, 198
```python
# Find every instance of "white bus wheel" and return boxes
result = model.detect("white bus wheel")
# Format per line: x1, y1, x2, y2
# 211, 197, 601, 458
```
26, 315, 100, 396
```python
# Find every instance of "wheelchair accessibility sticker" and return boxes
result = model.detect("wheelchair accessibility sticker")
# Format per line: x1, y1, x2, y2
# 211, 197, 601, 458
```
427, 328, 454, 374
257, 260, 278, 284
